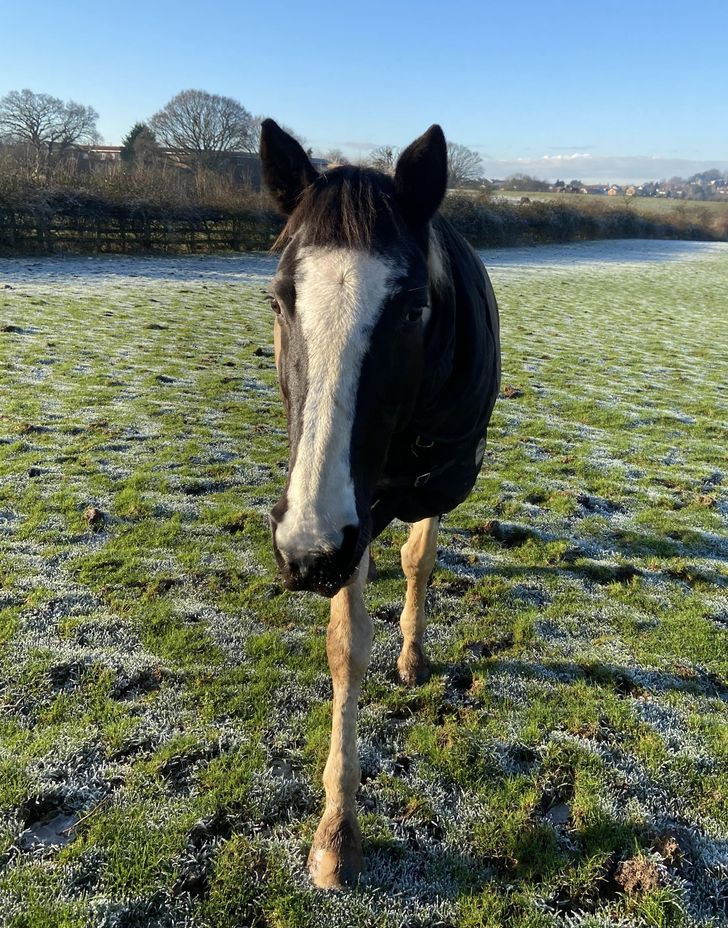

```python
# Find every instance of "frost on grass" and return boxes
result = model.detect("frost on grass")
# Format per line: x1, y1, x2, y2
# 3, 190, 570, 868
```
1, 242, 727, 926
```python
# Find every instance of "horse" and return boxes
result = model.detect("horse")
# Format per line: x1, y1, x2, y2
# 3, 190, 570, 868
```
259, 119, 501, 889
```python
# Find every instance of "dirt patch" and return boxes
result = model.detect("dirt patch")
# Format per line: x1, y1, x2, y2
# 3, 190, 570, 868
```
431, 574, 474, 595
571, 559, 642, 585
615, 855, 662, 897
112, 663, 167, 700
83, 507, 105, 531
473, 519, 536, 547
653, 834, 682, 865
20, 793, 67, 827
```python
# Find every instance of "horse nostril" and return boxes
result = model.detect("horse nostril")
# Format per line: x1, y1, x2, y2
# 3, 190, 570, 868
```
287, 557, 307, 579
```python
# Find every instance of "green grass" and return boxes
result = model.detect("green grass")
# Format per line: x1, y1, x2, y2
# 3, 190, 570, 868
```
493, 188, 728, 216
0, 243, 727, 926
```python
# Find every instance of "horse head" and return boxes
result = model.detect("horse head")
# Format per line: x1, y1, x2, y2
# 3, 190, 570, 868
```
260, 119, 447, 596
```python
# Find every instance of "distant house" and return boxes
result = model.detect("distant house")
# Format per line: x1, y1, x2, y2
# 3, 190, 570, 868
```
68, 145, 123, 174
625, 185, 637, 197
77, 145, 123, 167
213, 152, 330, 188
607, 185, 622, 196
71, 145, 330, 190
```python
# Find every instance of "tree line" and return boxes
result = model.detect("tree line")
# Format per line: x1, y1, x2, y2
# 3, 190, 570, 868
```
0, 88, 259, 175
0, 88, 726, 254
0, 87, 488, 187
3, 86, 727, 197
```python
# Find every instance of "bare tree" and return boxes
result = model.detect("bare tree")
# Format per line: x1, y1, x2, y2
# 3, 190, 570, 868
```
446, 142, 483, 188
322, 148, 349, 166
368, 145, 399, 174
150, 90, 257, 169
0, 89, 99, 171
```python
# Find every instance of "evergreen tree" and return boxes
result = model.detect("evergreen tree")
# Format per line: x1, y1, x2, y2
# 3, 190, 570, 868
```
120, 122, 160, 165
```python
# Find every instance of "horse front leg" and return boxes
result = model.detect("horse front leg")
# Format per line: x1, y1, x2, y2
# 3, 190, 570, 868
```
308, 550, 372, 889
397, 516, 439, 686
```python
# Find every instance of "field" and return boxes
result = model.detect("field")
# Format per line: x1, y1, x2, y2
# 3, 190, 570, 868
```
493, 191, 728, 221
0, 241, 727, 927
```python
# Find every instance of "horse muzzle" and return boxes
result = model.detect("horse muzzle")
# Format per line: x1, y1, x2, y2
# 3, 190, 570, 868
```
270, 517, 363, 598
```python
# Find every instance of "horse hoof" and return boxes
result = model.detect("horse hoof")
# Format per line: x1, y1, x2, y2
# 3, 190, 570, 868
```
307, 812, 363, 890
397, 643, 430, 686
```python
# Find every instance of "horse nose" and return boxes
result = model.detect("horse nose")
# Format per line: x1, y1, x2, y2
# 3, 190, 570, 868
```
284, 551, 328, 586
270, 517, 361, 594
281, 536, 343, 577
273, 526, 347, 573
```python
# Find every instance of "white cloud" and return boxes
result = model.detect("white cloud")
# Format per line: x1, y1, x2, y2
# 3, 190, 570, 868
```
330, 139, 728, 186
537, 153, 593, 162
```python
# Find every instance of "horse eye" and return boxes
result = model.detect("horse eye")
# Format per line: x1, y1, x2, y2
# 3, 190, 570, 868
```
269, 295, 283, 315
406, 307, 425, 323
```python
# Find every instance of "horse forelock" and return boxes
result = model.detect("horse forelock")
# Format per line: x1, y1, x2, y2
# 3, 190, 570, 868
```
274, 166, 403, 252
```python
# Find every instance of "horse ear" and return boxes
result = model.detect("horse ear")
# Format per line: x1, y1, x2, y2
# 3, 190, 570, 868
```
394, 125, 448, 227
260, 119, 318, 215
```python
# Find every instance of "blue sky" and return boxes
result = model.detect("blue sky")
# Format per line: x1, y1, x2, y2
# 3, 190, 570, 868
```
2, 0, 726, 182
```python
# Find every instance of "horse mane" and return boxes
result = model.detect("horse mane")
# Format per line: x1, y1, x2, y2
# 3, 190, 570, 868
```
274, 166, 404, 251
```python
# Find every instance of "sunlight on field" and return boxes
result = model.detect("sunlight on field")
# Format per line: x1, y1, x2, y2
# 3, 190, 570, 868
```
494, 189, 728, 219
0, 242, 726, 926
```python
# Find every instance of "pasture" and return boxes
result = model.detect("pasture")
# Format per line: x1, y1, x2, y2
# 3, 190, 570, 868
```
493, 191, 728, 212
0, 240, 726, 927
492, 192, 728, 225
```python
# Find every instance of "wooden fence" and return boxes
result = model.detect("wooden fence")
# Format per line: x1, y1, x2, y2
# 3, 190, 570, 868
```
0, 198, 284, 254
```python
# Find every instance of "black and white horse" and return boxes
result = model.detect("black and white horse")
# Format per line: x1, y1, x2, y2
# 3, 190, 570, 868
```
260, 120, 501, 888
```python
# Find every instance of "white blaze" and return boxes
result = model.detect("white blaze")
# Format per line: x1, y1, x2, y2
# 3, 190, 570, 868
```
275, 246, 396, 561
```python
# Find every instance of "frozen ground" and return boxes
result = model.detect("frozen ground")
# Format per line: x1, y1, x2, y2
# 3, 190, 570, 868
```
2, 239, 723, 289
0, 240, 726, 927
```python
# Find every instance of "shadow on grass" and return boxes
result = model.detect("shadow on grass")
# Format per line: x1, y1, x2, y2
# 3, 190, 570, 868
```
459, 515, 728, 586
480, 656, 728, 700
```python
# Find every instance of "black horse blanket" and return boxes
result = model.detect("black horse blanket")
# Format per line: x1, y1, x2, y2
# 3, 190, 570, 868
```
371, 215, 501, 538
